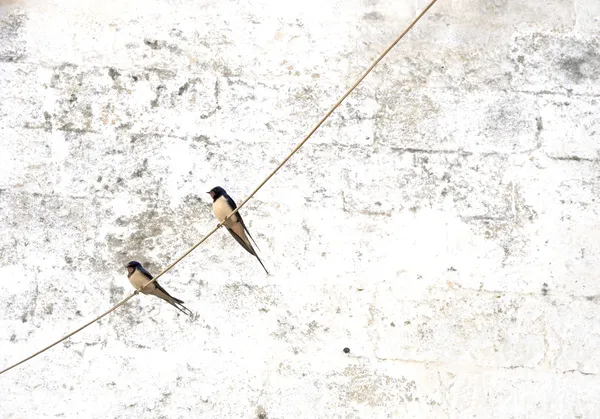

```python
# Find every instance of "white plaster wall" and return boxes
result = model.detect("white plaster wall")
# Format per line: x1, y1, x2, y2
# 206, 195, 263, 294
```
0, 0, 599, 417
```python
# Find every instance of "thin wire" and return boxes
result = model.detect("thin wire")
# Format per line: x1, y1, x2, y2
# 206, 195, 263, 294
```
0, 0, 438, 377
0, 224, 220, 376
0, 293, 138, 376
227, 0, 438, 220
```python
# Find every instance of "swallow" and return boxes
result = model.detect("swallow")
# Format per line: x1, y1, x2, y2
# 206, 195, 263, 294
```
208, 186, 269, 274
125, 261, 192, 316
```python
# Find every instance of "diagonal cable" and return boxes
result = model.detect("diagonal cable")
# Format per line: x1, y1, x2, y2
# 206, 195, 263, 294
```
0, 0, 438, 376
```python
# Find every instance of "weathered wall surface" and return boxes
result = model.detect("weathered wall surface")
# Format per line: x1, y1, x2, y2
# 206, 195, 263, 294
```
1, 0, 599, 417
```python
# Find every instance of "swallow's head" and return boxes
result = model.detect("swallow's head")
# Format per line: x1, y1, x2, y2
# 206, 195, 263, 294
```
125, 260, 142, 274
208, 186, 226, 200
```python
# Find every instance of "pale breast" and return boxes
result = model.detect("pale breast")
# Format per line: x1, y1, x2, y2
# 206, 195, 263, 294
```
128, 270, 155, 295
213, 196, 238, 227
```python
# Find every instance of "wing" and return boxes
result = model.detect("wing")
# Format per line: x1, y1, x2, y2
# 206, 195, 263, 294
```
224, 194, 238, 217
227, 228, 269, 274
238, 216, 261, 252
138, 266, 154, 280
225, 194, 261, 251
154, 281, 184, 304
226, 227, 255, 256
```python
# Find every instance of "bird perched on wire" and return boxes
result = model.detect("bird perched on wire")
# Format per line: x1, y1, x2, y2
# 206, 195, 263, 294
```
208, 186, 269, 274
125, 261, 192, 316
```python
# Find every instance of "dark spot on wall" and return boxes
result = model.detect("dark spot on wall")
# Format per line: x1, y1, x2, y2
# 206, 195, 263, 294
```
556, 43, 600, 83
108, 68, 120, 81
0, 12, 27, 61
343, 347, 350, 353
144, 39, 161, 50
541, 282, 548, 296
536, 116, 543, 132
132, 158, 149, 178
178, 82, 190, 95
560, 57, 587, 81
117, 122, 133, 130
256, 405, 268, 419
363, 11, 384, 20
170, 28, 185, 39
192, 135, 209, 143
43, 111, 53, 132
150, 85, 166, 108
